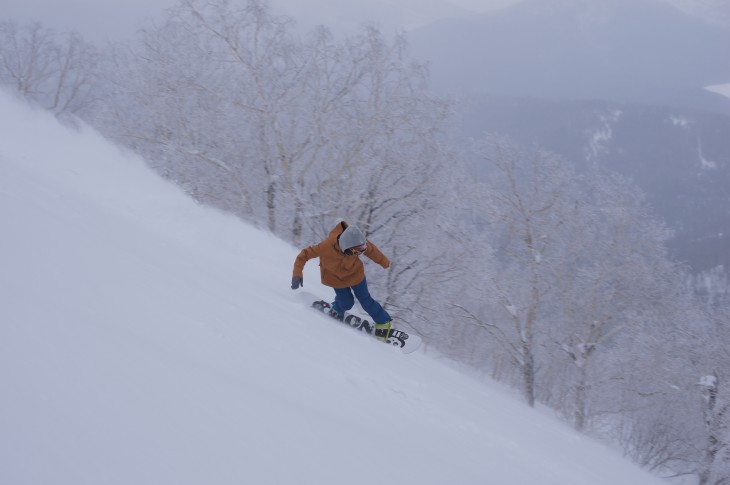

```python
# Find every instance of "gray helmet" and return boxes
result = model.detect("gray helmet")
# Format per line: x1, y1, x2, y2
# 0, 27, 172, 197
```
339, 225, 366, 252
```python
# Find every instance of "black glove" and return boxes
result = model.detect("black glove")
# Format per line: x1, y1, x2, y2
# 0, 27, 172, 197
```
291, 276, 303, 290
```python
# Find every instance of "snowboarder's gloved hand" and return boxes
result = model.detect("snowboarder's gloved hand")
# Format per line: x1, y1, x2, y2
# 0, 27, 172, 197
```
291, 276, 303, 290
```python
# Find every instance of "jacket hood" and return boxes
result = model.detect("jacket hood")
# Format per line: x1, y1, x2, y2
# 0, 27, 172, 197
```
339, 225, 366, 251
327, 221, 348, 247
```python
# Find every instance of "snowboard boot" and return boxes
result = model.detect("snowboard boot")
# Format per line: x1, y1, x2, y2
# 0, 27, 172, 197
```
374, 321, 392, 342
328, 303, 344, 321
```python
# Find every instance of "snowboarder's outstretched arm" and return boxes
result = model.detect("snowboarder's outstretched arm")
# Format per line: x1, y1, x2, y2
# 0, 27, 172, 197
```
363, 241, 390, 269
291, 243, 323, 289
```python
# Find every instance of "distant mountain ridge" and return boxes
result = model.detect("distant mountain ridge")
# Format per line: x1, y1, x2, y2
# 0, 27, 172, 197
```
408, 0, 730, 296
667, 0, 730, 27
410, 0, 730, 113
454, 94, 730, 286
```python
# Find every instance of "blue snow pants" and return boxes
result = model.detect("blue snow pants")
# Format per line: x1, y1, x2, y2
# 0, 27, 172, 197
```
331, 278, 391, 324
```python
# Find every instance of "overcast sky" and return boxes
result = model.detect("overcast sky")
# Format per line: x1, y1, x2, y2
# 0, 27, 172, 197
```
3, 0, 519, 42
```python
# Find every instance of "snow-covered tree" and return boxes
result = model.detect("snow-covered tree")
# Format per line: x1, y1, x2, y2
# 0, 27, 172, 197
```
94, 0, 462, 337
550, 171, 679, 431
457, 135, 580, 407
694, 302, 730, 484
0, 20, 98, 118
697, 372, 729, 485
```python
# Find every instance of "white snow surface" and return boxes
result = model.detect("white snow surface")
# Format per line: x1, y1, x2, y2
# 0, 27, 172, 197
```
0, 89, 668, 485
706, 82, 730, 99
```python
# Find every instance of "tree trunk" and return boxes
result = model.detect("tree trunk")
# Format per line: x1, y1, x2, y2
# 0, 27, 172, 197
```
292, 200, 303, 245
267, 181, 276, 234
698, 372, 721, 485
522, 343, 536, 407
574, 365, 588, 432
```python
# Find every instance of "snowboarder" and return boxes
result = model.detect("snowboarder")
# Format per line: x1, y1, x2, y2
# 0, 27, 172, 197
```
291, 221, 393, 340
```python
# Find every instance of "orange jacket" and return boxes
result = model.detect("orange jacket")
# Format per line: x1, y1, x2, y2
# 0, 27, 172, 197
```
293, 221, 390, 288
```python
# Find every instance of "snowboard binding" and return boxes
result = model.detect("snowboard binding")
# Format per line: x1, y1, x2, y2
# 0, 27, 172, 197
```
311, 300, 408, 348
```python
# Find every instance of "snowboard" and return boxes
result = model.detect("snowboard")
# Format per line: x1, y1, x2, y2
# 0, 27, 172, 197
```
305, 297, 422, 354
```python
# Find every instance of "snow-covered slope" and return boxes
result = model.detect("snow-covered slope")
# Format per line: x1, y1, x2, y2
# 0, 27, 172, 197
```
0, 89, 669, 485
